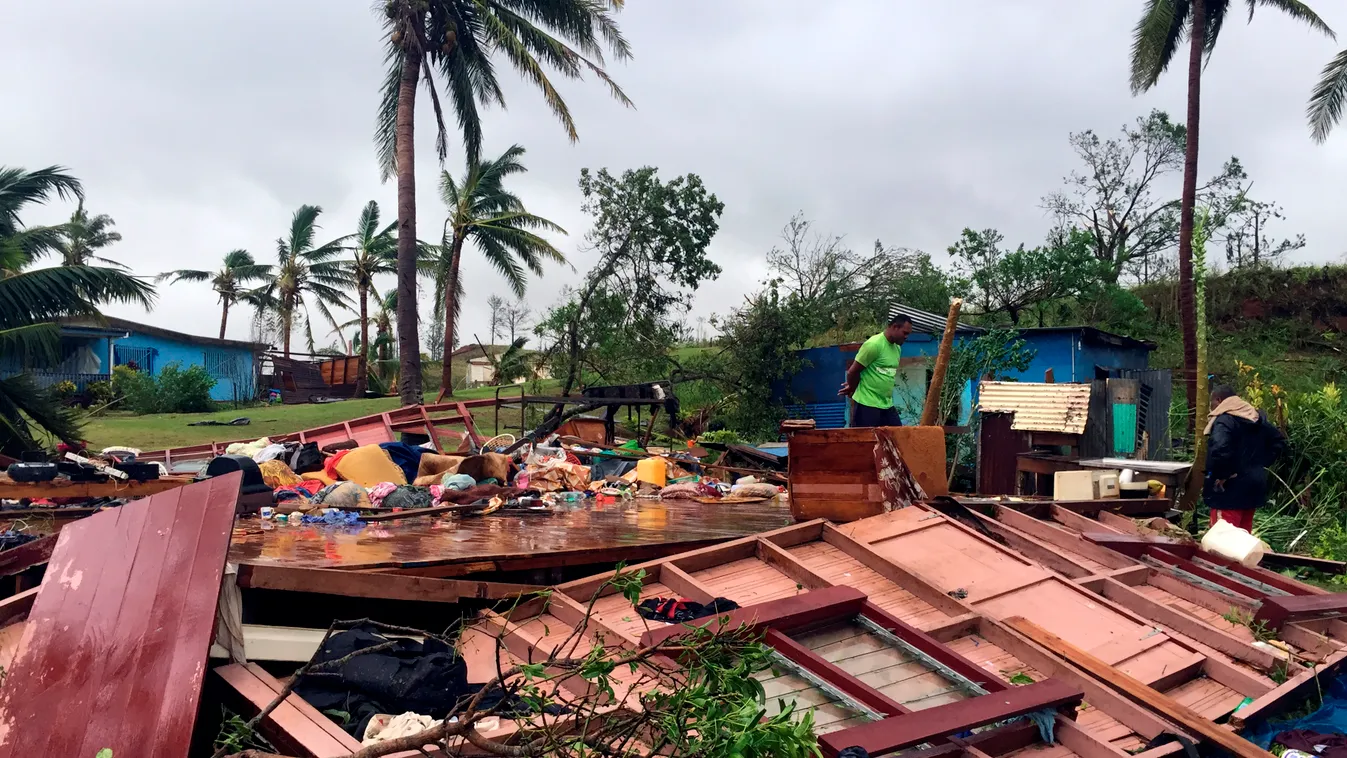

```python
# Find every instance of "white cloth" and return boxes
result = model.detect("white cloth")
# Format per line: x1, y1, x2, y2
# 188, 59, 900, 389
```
252, 443, 289, 463
362, 712, 442, 746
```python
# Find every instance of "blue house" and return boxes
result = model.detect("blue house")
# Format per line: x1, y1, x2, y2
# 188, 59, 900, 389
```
775, 306, 1155, 428
6, 317, 270, 403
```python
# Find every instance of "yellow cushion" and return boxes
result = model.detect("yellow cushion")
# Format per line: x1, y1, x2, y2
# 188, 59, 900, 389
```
334, 445, 407, 487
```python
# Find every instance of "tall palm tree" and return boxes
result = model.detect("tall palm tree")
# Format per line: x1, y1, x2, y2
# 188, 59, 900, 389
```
433, 145, 566, 397
1130, 0, 1334, 421
0, 166, 155, 454
375, 0, 632, 406
264, 205, 351, 358
53, 201, 123, 267
157, 250, 274, 340
1309, 49, 1347, 141
338, 201, 397, 395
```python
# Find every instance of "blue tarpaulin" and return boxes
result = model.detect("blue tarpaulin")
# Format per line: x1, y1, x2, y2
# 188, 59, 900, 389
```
1243, 675, 1347, 748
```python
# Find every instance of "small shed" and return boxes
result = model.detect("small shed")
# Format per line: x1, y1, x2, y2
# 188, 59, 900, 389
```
773, 304, 1158, 429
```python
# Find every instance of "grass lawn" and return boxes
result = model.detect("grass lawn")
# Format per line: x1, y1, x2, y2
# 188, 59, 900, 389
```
81, 383, 527, 451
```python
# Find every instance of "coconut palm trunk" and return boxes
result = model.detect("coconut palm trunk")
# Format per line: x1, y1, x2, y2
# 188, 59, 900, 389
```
1176, 0, 1206, 426
395, 44, 423, 406
219, 300, 230, 340
357, 283, 370, 396
439, 235, 465, 396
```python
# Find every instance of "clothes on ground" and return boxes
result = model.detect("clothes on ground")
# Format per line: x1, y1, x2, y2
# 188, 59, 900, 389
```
1244, 671, 1347, 749
852, 331, 902, 411
1276, 730, 1347, 758
313, 480, 373, 509
729, 482, 780, 499
1204, 397, 1287, 512
836, 749, 871, 758
440, 473, 476, 491
253, 443, 290, 463
362, 712, 442, 746
1210, 508, 1255, 532
225, 437, 271, 458
851, 401, 901, 428
367, 481, 398, 507
301, 470, 336, 488
324, 448, 353, 481
322, 439, 358, 454
590, 457, 636, 480
659, 482, 702, 499
295, 623, 560, 739
636, 597, 741, 624
258, 460, 302, 489
438, 484, 534, 505
384, 485, 436, 510
379, 442, 428, 483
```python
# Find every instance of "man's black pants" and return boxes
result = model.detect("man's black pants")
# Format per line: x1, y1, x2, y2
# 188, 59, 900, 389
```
850, 401, 902, 428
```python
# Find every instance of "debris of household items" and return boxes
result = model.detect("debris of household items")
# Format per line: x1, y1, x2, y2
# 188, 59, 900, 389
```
659, 476, 782, 504
186, 415, 252, 426
0, 447, 186, 508
636, 596, 740, 623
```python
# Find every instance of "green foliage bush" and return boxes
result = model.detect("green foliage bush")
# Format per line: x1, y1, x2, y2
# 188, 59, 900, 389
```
112, 363, 217, 414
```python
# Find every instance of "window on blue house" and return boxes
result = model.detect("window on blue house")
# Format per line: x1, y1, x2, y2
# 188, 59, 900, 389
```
114, 346, 155, 373
204, 349, 243, 380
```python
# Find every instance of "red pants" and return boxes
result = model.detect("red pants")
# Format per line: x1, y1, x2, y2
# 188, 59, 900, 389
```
1210, 509, 1255, 531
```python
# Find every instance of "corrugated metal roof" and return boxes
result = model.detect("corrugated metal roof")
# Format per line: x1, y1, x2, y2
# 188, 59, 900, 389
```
977, 381, 1092, 434
887, 303, 985, 336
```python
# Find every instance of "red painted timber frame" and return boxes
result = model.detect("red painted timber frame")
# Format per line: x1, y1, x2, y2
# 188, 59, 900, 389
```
640, 585, 1038, 758
1084, 532, 1324, 600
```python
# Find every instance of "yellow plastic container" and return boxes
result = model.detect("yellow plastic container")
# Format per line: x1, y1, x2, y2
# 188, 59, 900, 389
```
635, 457, 667, 487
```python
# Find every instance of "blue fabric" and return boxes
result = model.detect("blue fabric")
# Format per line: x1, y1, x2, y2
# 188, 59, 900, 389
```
379, 442, 427, 483
1242, 674, 1347, 748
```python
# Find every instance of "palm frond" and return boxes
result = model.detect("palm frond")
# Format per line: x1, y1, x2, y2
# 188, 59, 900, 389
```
477, 9, 578, 141
476, 230, 530, 297
0, 374, 83, 456
0, 265, 156, 327
1246, 0, 1336, 38
155, 268, 212, 284
0, 166, 83, 237
1310, 48, 1347, 142
287, 205, 324, 259
0, 323, 63, 367
1130, 0, 1190, 94
376, 33, 406, 182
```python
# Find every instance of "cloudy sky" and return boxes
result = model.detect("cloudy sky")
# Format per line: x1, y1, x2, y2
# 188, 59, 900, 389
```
6, 1, 1345, 348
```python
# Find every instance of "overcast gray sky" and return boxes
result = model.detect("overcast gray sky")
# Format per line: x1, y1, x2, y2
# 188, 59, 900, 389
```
5, 1, 1345, 348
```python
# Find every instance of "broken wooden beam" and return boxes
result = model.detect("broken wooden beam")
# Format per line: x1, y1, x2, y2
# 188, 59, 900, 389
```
1003, 616, 1276, 758
1255, 593, 1347, 630
236, 563, 544, 603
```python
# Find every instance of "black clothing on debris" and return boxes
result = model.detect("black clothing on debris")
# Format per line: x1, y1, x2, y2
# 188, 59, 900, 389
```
1204, 409, 1287, 511
1277, 730, 1347, 758
636, 597, 740, 624
293, 623, 560, 738
836, 749, 871, 758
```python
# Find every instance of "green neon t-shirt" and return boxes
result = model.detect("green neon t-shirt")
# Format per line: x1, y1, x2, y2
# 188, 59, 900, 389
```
852, 332, 901, 409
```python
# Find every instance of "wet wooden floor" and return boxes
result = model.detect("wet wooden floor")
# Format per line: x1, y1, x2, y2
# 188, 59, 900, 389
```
228, 498, 794, 576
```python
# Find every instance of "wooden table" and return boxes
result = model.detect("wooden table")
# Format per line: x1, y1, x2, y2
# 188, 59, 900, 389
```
0, 474, 195, 501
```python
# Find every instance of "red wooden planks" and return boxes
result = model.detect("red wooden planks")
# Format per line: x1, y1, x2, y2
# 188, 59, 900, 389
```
0, 473, 242, 758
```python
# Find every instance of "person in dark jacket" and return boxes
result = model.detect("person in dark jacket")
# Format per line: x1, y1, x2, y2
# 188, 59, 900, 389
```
1203, 385, 1286, 531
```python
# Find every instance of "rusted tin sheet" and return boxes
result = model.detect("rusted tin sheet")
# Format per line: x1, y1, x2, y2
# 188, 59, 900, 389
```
978, 381, 1092, 434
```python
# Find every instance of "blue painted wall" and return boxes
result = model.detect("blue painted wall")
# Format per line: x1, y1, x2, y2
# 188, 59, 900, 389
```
113, 331, 257, 402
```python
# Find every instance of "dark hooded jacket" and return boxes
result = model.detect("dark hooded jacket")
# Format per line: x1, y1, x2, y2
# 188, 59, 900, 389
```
1203, 408, 1286, 511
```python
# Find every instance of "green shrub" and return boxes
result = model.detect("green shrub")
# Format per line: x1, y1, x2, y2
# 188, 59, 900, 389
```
49, 380, 77, 402
86, 381, 115, 408
111, 363, 217, 414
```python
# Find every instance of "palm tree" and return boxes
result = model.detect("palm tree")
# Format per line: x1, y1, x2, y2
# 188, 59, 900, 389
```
1129, 0, 1334, 421
337, 201, 397, 395
264, 205, 351, 358
433, 145, 566, 397
1309, 49, 1347, 141
53, 201, 123, 267
375, 0, 632, 406
0, 166, 155, 454
157, 250, 274, 339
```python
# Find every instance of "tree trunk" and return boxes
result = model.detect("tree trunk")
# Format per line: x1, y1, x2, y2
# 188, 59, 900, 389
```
438, 234, 465, 396
282, 309, 292, 358
394, 43, 423, 407
1177, 0, 1206, 427
219, 302, 229, 340
356, 283, 369, 397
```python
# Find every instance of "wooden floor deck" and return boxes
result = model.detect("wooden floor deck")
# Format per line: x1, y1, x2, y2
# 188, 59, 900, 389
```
228, 498, 794, 576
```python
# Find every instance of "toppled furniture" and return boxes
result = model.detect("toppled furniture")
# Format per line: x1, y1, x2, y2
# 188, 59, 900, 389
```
786, 426, 947, 522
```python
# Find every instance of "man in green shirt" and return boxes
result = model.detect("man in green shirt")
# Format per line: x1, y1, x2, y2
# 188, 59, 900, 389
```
839, 312, 913, 427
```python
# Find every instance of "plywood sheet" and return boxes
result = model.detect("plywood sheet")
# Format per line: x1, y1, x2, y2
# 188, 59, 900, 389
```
0, 473, 241, 757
